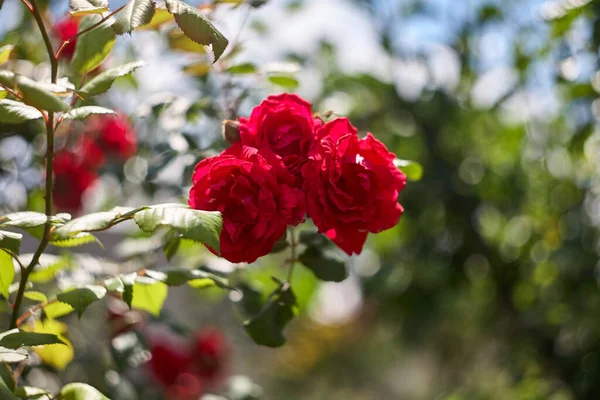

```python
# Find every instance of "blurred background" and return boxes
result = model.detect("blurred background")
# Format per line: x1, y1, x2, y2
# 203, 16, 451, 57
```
2, 0, 600, 399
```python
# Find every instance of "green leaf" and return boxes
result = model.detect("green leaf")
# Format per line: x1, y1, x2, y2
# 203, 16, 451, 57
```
134, 204, 222, 253
0, 362, 15, 392
15, 75, 69, 113
72, 15, 117, 74
43, 301, 75, 319
27, 254, 70, 283
394, 158, 423, 181
0, 212, 58, 229
50, 233, 98, 248
267, 75, 299, 89
52, 207, 144, 240
0, 70, 14, 88
145, 268, 229, 288
69, 0, 108, 13
131, 277, 168, 316
0, 230, 21, 254
63, 106, 116, 120
0, 329, 28, 363
69, 6, 108, 15
59, 383, 109, 400
0, 330, 65, 349
14, 386, 52, 399
227, 63, 257, 74
298, 246, 347, 282
79, 61, 145, 96
121, 273, 136, 309
0, 90, 6, 100
163, 232, 181, 261
57, 285, 107, 318
236, 282, 263, 316
113, 0, 156, 35
165, 0, 229, 62
0, 250, 14, 299
0, 45, 14, 65
0, 376, 18, 400
243, 285, 297, 347
24, 291, 48, 303
139, 7, 173, 30
0, 100, 43, 123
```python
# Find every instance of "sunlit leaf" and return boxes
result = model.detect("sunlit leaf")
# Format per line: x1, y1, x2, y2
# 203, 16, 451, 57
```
0, 100, 43, 123
72, 15, 116, 74
134, 204, 222, 253
69, 0, 108, 13
44, 301, 75, 319
26, 254, 71, 283
15, 75, 69, 113
58, 383, 109, 400
0, 45, 14, 65
24, 291, 48, 303
130, 277, 168, 316
63, 106, 116, 120
14, 387, 52, 399
168, 28, 208, 53
0, 230, 21, 254
139, 7, 173, 30
0, 250, 14, 299
0, 329, 28, 363
165, 0, 228, 62
112, 0, 156, 35
28, 319, 73, 370
227, 62, 257, 74
79, 61, 145, 96
144, 268, 229, 288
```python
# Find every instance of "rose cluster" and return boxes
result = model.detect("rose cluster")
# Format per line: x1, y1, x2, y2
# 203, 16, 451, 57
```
149, 328, 228, 400
53, 115, 137, 212
189, 94, 406, 263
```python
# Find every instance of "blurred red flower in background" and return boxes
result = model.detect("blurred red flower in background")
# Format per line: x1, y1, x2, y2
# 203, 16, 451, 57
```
52, 151, 98, 212
88, 115, 137, 159
52, 17, 78, 60
148, 328, 229, 399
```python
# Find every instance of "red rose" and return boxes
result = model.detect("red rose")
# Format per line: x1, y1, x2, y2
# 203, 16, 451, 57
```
188, 144, 304, 263
192, 328, 228, 381
77, 136, 106, 168
302, 118, 406, 255
88, 115, 137, 159
149, 342, 192, 387
52, 18, 78, 60
240, 93, 321, 182
52, 151, 98, 213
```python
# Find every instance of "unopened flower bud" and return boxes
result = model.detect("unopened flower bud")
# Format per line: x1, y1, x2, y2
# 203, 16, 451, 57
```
222, 120, 240, 144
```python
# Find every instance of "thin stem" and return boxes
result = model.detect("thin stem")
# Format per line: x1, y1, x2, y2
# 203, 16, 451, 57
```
0, 84, 23, 100
10, 0, 58, 329
16, 299, 58, 327
287, 227, 297, 282
54, 6, 126, 60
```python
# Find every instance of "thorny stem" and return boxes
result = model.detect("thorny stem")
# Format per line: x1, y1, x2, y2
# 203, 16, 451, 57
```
54, 5, 126, 60
10, 0, 58, 329
16, 299, 58, 328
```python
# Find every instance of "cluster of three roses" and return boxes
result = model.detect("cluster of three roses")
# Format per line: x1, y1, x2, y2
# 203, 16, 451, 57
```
188, 94, 406, 264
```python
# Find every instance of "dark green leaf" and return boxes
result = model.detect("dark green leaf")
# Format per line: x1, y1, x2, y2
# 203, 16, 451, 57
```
121, 273, 136, 309
163, 232, 181, 261
134, 204, 222, 253
0, 230, 21, 254
72, 15, 116, 74
145, 268, 229, 288
0, 100, 43, 123
0, 331, 65, 349
16, 75, 69, 112
58, 383, 109, 400
237, 283, 263, 316
113, 0, 156, 34
79, 61, 145, 96
56, 286, 107, 318
0, 362, 14, 392
0, 329, 28, 363
244, 285, 297, 347
298, 246, 347, 282
165, 0, 229, 62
